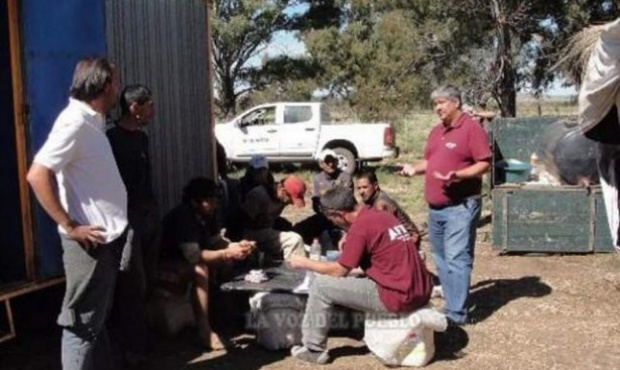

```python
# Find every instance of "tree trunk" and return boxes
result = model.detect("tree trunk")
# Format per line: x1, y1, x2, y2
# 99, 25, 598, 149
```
491, 0, 516, 117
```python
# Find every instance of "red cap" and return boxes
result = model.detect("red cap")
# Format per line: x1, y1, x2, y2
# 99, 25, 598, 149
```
283, 176, 306, 208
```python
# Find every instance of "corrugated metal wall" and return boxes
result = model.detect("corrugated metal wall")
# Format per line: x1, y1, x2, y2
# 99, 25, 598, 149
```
105, 0, 215, 214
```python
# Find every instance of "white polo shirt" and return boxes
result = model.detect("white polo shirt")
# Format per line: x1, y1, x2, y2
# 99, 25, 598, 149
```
34, 98, 128, 243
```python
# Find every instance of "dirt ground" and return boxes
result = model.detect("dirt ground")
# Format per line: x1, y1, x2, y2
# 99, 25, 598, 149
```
2, 215, 620, 370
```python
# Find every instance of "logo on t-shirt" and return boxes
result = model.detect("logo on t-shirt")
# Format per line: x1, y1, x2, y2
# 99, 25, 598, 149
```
445, 142, 457, 149
388, 224, 411, 242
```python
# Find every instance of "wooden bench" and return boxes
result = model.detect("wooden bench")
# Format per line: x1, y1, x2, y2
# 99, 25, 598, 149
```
0, 277, 64, 343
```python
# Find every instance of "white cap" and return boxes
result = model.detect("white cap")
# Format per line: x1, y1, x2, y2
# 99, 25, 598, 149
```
318, 149, 338, 162
249, 155, 268, 169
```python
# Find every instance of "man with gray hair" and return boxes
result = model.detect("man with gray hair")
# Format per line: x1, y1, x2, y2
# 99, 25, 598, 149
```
398, 85, 491, 325
287, 187, 433, 364
27, 57, 128, 370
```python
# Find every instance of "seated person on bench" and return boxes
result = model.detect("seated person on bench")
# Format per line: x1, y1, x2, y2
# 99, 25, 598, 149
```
242, 175, 307, 261
161, 177, 256, 350
287, 187, 433, 364
293, 149, 352, 248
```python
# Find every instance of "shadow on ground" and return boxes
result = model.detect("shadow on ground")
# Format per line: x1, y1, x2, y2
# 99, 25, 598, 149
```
468, 276, 552, 324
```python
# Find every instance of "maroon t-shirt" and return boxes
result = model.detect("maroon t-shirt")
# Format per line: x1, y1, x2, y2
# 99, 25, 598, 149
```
338, 207, 433, 313
424, 113, 492, 207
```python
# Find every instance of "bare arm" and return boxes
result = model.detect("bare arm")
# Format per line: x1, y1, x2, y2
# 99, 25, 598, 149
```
433, 161, 490, 181
27, 163, 72, 230
182, 239, 256, 265
27, 163, 105, 247
287, 255, 350, 277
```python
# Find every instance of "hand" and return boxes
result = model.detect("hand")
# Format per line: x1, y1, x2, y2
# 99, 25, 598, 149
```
397, 164, 416, 177
286, 255, 308, 270
226, 242, 253, 260
433, 171, 457, 182
238, 240, 257, 252
66, 224, 106, 250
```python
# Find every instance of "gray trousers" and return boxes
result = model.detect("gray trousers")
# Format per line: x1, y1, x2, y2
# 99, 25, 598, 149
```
58, 230, 128, 370
302, 274, 392, 351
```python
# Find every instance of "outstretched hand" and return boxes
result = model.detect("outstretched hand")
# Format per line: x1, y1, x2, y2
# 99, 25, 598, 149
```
397, 164, 416, 177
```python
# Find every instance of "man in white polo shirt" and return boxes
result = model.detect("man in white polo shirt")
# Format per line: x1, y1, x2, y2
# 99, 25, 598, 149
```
27, 57, 128, 370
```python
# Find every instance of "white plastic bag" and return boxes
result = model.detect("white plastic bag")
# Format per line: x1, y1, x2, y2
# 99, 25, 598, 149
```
363, 305, 447, 367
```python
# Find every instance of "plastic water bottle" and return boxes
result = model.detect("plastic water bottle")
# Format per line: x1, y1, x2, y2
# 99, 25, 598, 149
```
309, 238, 321, 261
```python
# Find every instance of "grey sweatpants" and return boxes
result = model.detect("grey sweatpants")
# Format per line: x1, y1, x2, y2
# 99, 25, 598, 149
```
302, 274, 393, 351
58, 230, 129, 370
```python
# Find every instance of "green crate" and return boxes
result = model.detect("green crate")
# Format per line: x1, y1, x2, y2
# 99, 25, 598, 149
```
490, 117, 615, 253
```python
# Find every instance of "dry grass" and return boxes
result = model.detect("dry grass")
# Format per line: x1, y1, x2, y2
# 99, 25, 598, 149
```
554, 24, 606, 85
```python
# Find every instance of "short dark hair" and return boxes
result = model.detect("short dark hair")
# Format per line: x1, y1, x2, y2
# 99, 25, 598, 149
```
69, 57, 115, 101
321, 187, 357, 212
119, 84, 152, 116
182, 177, 219, 204
356, 168, 378, 184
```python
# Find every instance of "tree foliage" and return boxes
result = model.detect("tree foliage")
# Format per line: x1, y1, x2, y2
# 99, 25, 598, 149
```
210, 0, 619, 119
210, 0, 292, 117
294, 0, 619, 118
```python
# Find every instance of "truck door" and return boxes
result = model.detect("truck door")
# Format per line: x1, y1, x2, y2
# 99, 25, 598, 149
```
279, 104, 319, 158
232, 105, 280, 157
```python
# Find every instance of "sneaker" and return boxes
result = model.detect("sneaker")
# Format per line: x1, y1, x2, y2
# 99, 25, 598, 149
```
291, 345, 330, 365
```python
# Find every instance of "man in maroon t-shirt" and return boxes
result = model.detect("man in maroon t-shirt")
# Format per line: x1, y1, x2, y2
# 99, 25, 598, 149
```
287, 187, 433, 364
398, 85, 491, 325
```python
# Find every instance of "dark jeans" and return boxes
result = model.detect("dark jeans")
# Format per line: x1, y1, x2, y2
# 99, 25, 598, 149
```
111, 210, 161, 358
293, 213, 341, 247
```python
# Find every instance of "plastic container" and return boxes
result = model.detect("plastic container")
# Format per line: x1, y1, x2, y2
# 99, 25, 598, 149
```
497, 159, 532, 183
309, 238, 321, 261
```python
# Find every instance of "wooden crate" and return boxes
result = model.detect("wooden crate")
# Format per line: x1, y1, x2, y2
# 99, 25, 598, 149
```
492, 185, 614, 253
490, 117, 615, 253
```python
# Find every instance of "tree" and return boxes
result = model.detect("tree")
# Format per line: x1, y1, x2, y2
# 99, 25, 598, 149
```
210, 0, 292, 117
297, 0, 619, 118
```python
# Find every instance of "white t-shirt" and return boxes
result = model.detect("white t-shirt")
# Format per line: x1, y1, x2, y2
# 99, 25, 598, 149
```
34, 98, 128, 243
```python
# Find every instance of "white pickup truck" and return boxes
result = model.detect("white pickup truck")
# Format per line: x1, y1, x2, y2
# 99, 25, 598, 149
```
215, 102, 399, 174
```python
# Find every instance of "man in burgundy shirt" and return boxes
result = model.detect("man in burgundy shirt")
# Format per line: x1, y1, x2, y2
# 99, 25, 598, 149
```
287, 187, 433, 364
399, 85, 491, 325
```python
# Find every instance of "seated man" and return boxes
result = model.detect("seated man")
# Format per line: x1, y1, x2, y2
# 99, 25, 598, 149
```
242, 175, 307, 260
356, 169, 422, 249
288, 187, 433, 364
161, 177, 256, 350
293, 149, 353, 246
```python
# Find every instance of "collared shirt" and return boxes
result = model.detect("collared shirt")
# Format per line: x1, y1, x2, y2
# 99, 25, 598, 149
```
423, 113, 491, 207
338, 207, 432, 313
33, 98, 128, 242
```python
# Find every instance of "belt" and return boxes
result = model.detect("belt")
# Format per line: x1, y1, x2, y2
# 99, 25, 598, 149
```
429, 196, 481, 210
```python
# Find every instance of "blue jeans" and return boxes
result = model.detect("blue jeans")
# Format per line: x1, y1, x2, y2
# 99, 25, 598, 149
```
428, 198, 481, 324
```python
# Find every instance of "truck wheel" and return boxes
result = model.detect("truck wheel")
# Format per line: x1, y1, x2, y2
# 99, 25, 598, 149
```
333, 147, 357, 175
